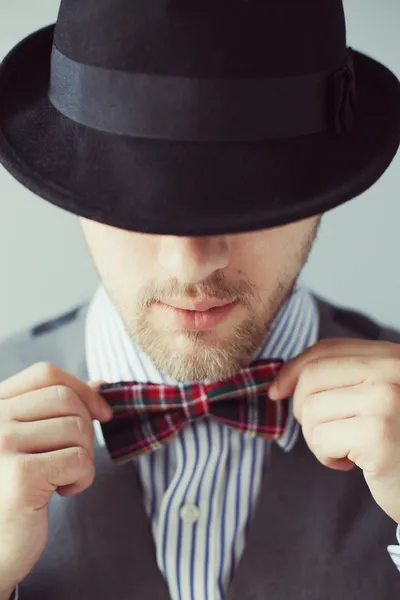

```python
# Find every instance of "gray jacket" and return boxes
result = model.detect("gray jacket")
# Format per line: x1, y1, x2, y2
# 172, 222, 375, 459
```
1, 294, 400, 599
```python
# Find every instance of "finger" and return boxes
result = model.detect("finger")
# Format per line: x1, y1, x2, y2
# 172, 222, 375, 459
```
306, 415, 391, 473
298, 386, 361, 428
297, 381, 400, 428
305, 416, 357, 468
0, 416, 95, 461
269, 339, 399, 400
292, 356, 400, 419
0, 363, 112, 422
9, 447, 95, 506
3, 386, 92, 424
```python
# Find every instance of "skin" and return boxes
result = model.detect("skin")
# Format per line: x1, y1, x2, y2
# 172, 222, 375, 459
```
79, 214, 322, 382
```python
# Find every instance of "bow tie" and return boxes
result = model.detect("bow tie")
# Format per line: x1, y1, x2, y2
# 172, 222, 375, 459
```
98, 359, 288, 463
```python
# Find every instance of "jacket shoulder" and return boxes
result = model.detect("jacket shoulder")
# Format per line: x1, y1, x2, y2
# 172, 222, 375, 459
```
314, 293, 400, 343
0, 302, 90, 383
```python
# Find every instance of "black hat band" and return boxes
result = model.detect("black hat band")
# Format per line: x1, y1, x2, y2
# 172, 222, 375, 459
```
48, 46, 356, 142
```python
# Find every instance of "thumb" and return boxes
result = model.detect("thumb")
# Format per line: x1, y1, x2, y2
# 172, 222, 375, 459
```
87, 380, 113, 421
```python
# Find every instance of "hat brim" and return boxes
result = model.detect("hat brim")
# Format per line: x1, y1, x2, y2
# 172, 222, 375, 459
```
0, 25, 400, 235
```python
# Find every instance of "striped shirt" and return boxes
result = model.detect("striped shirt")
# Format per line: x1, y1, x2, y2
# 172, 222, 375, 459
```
82, 283, 400, 600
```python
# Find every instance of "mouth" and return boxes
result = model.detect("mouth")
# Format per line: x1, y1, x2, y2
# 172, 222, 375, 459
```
154, 300, 238, 331
165, 298, 234, 312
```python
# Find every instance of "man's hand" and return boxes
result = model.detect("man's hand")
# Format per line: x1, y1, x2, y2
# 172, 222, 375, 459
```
269, 338, 400, 524
0, 363, 112, 590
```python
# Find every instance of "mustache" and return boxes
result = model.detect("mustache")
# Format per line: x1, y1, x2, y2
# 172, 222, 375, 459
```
139, 275, 256, 308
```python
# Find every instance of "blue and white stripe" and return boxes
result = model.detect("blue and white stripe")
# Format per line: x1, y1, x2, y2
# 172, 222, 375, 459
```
85, 283, 400, 599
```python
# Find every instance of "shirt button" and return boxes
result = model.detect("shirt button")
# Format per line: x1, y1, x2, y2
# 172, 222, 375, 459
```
180, 503, 200, 524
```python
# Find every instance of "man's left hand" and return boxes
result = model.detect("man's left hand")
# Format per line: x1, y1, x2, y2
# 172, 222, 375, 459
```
269, 339, 400, 524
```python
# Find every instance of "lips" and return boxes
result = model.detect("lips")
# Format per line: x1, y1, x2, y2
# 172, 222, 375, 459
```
167, 299, 232, 312
154, 300, 237, 331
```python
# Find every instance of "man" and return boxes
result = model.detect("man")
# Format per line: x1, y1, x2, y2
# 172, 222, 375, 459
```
0, 0, 400, 599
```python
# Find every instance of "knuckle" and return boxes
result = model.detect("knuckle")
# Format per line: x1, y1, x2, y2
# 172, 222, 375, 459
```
310, 426, 322, 448
82, 461, 96, 485
0, 425, 16, 453
54, 384, 71, 403
73, 460, 96, 493
303, 358, 323, 377
53, 386, 90, 421
76, 446, 92, 468
34, 361, 57, 382
296, 366, 313, 395
54, 384, 78, 409
300, 395, 316, 423
384, 381, 399, 401
306, 358, 320, 371
73, 415, 93, 440
373, 382, 400, 413
382, 357, 400, 373
13, 453, 36, 479
368, 416, 389, 445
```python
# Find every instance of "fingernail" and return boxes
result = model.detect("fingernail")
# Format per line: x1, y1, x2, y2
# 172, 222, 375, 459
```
88, 380, 106, 390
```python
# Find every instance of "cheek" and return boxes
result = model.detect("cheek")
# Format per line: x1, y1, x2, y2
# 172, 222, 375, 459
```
237, 240, 283, 283
107, 249, 150, 286
81, 221, 156, 304
88, 237, 148, 287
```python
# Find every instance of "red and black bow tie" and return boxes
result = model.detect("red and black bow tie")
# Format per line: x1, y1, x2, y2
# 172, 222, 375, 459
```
98, 359, 289, 463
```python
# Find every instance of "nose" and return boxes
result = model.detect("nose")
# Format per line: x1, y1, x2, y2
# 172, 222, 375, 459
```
157, 235, 230, 283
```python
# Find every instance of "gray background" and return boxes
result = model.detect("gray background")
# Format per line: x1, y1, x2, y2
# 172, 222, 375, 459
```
0, 0, 399, 342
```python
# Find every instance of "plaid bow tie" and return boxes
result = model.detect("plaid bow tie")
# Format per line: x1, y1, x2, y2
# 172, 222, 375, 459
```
97, 359, 288, 463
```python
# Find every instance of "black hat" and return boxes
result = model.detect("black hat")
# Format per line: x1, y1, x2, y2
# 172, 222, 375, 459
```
0, 0, 399, 235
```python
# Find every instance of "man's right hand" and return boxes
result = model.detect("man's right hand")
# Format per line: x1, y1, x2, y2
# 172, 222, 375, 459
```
0, 362, 112, 592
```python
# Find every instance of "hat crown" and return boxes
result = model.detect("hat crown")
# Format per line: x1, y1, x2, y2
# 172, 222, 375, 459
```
54, 0, 347, 77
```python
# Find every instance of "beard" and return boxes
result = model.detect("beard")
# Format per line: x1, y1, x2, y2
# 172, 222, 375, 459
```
113, 272, 299, 383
